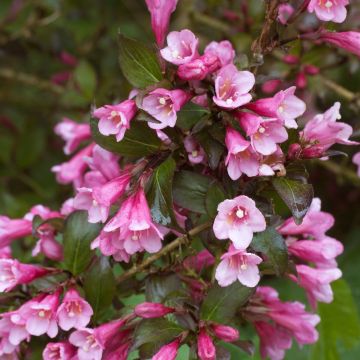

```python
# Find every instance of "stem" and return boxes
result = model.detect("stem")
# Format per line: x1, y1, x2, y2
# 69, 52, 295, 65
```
117, 222, 212, 284
287, 0, 311, 24
316, 160, 360, 186
192, 12, 232, 34
317, 74, 356, 102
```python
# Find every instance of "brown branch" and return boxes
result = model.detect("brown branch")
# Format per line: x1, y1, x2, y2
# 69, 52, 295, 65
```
117, 222, 212, 284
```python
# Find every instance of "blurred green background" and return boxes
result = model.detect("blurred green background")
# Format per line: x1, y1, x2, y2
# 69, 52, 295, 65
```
1, 1, 360, 359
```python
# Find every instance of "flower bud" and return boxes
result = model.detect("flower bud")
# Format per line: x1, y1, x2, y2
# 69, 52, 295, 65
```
134, 302, 174, 318
197, 328, 216, 360
152, 338, 180, 360
212, 324, 239, 342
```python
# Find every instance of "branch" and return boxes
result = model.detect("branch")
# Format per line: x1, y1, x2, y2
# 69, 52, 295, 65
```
317, 74, 356, 102
117, 222, 212, 284
316, 160, 360, 186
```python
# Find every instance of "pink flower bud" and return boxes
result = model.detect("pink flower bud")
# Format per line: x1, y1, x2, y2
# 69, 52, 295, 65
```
134, 302, 174, 318
212, 324, 239, 342
283, 54, 299, 65
204, 40, 235, 67
197, 328, 216, 360
318, 30, 360, 58
304, 64, 320, 75
278, 3, 294, 24
296, 71, 307, 89
0, 216, 32, 248
152, 338, 181, 360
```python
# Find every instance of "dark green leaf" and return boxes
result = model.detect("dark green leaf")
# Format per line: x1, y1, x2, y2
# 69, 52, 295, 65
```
74, 60, 97, 100
84, 256, 116, 322
63, 211, 102, 275
147, 157, 178, 227
90, 117, 162, 157
272, 177, 313, 225
205, 182, 226, 218
145, 273, 183, 303
200, 282, 254, 323
118, 33, 162, 88
251, 226, 288, 276
173, 170, 212, 214
176, 102, 210, 131
195, 131, 224, 170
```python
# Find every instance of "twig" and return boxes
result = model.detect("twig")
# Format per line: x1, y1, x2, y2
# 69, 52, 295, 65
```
117, 222, 212, 284
316, 160, 360, 186
317, 74, 356, 102
287, 0, 311, 24
192, 12, 232, 34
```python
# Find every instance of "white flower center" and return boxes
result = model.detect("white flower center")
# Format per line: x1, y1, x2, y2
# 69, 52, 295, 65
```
278, 105, 284, 113
240, 263, 248, 270
92, 200, 98, 206
236, 209, 245, 218
325, 1, 333, 8
159, 97, 167, 106
172, 50, 180, 58
226, 98, 233, 105
132, 234, 139, 241
38, 310, 46, 318
258, 126, 266, 134
191, 150, 198, 157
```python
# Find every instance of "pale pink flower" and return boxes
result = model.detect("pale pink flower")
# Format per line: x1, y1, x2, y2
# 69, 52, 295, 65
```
0, 247, 11, 259
104, 188, 164, 255
54, 118, 91, 155
152, 338, 180, 360
184, 136, 206, 164
60, 198, 75, 216
308, 0, 349, 23
57, 288, 93, 331
258, 146, 286, 176
204, 40, 235, 67
237, 112, 288, 155
42, 342, 76, 360
318, 30, 360, 57
213, 195, 266, 249
211, 324, 239, 342
290, 264, 342, 308
301, 102, 358, 158
353, 152, 360, 176
0, 259, 50, 292
197, 328, 216, 360
247, 86, 306, 129
141, 88, 188, 130
215, 245, 262, 287
278, 3, 294, 24
213, 64, 255, 109
145, 0, 178, 46
0, 216, 32, 248
93, 100, 137, 142
32, 229, 63, 261
160, 29, 198, 65
225, 127, 259, 180
134, 302, 174, 318
0, 310, 30, 348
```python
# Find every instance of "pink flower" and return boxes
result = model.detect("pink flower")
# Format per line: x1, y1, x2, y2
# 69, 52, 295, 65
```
183, 249, 215, 272
104, 188, 164, 255
57, 288, 93, 331
213, 64, 255, 109
255, 321, 292, 360
237, 112, 288, 155
0, 310, 30, 348
145, 0, 178, 46
74, 171, 131, 223
225, 127, 259, 180
19, 291, 60, 338
353, 152, 360, 176
204, 40, 235, 67
308, 0, 349, 23
184, 136, 206, 164
141, 88, 189, 129
261, 79, 282, 94
134, 302, 174, 318
0, 259, 50, 292
197, 328, 216, 360
93, 100, 137, 142
0, 216, 32, 248
160, 29, 198, 65
258, 146, 286, 176
152, 338, 181, 360
211, 324, 239, 342
290, 264, 342, 308
43, 342, 76, 360
213, 195, 266, 249
278, 198, 334, 239
54, 118, 91, 155
247, 86, 306, 129
0, 247, 11, 259
319, 31, 360, 57
61, 198, 75, 216
278, 3, 294, 24
215, 245, 262, 287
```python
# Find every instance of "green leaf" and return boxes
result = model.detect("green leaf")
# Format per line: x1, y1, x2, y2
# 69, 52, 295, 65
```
84, 256, 116, 322
173, 170, 212, 214
145, 273, 183, 303
200, 282, 254, 323
132, 318, 184, 357
195, 130, 224, 170
205, 182, 226, 218
147, 157, 178, 227
272, 177, 313, 225
118, 33, 162, 89
311, 280, 360, 360
74, 60, 97, 100
63, 211, 102, 275
251, 226, 288, 276
90, 117, 162, 157
176, 102, 210, 131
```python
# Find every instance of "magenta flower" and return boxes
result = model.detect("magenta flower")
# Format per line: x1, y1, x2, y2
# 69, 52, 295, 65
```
291, 265, 342, 308
104, 188, 164, 255
145, 0, 178, 46
197, 328, 216, 360
184, 135, 206, 164
134, 302, 174, 318
0, 246, 11, 259
237, 112, 288, 155
353, 152, 360, 176
213, 64, 255, 109
247, 86, 306, 129
204, 40, 235, 67
93, 100, 137, 142
215, 245, 262, 287
152, 338, 181, 360
213, 195, 266, 249
160, 29, 199, 65
319, 30, 360, 58
308, 0, 349, 23
0, 259, 50, 292
278, 3, 294, 24
141, 88, 188, 130
225, 127, 259, 180
54, 118, 91, 155
42, 342, 76, 360
0, 216, 32, 248
212, 323, 239, 342
57, 288, 93, 331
